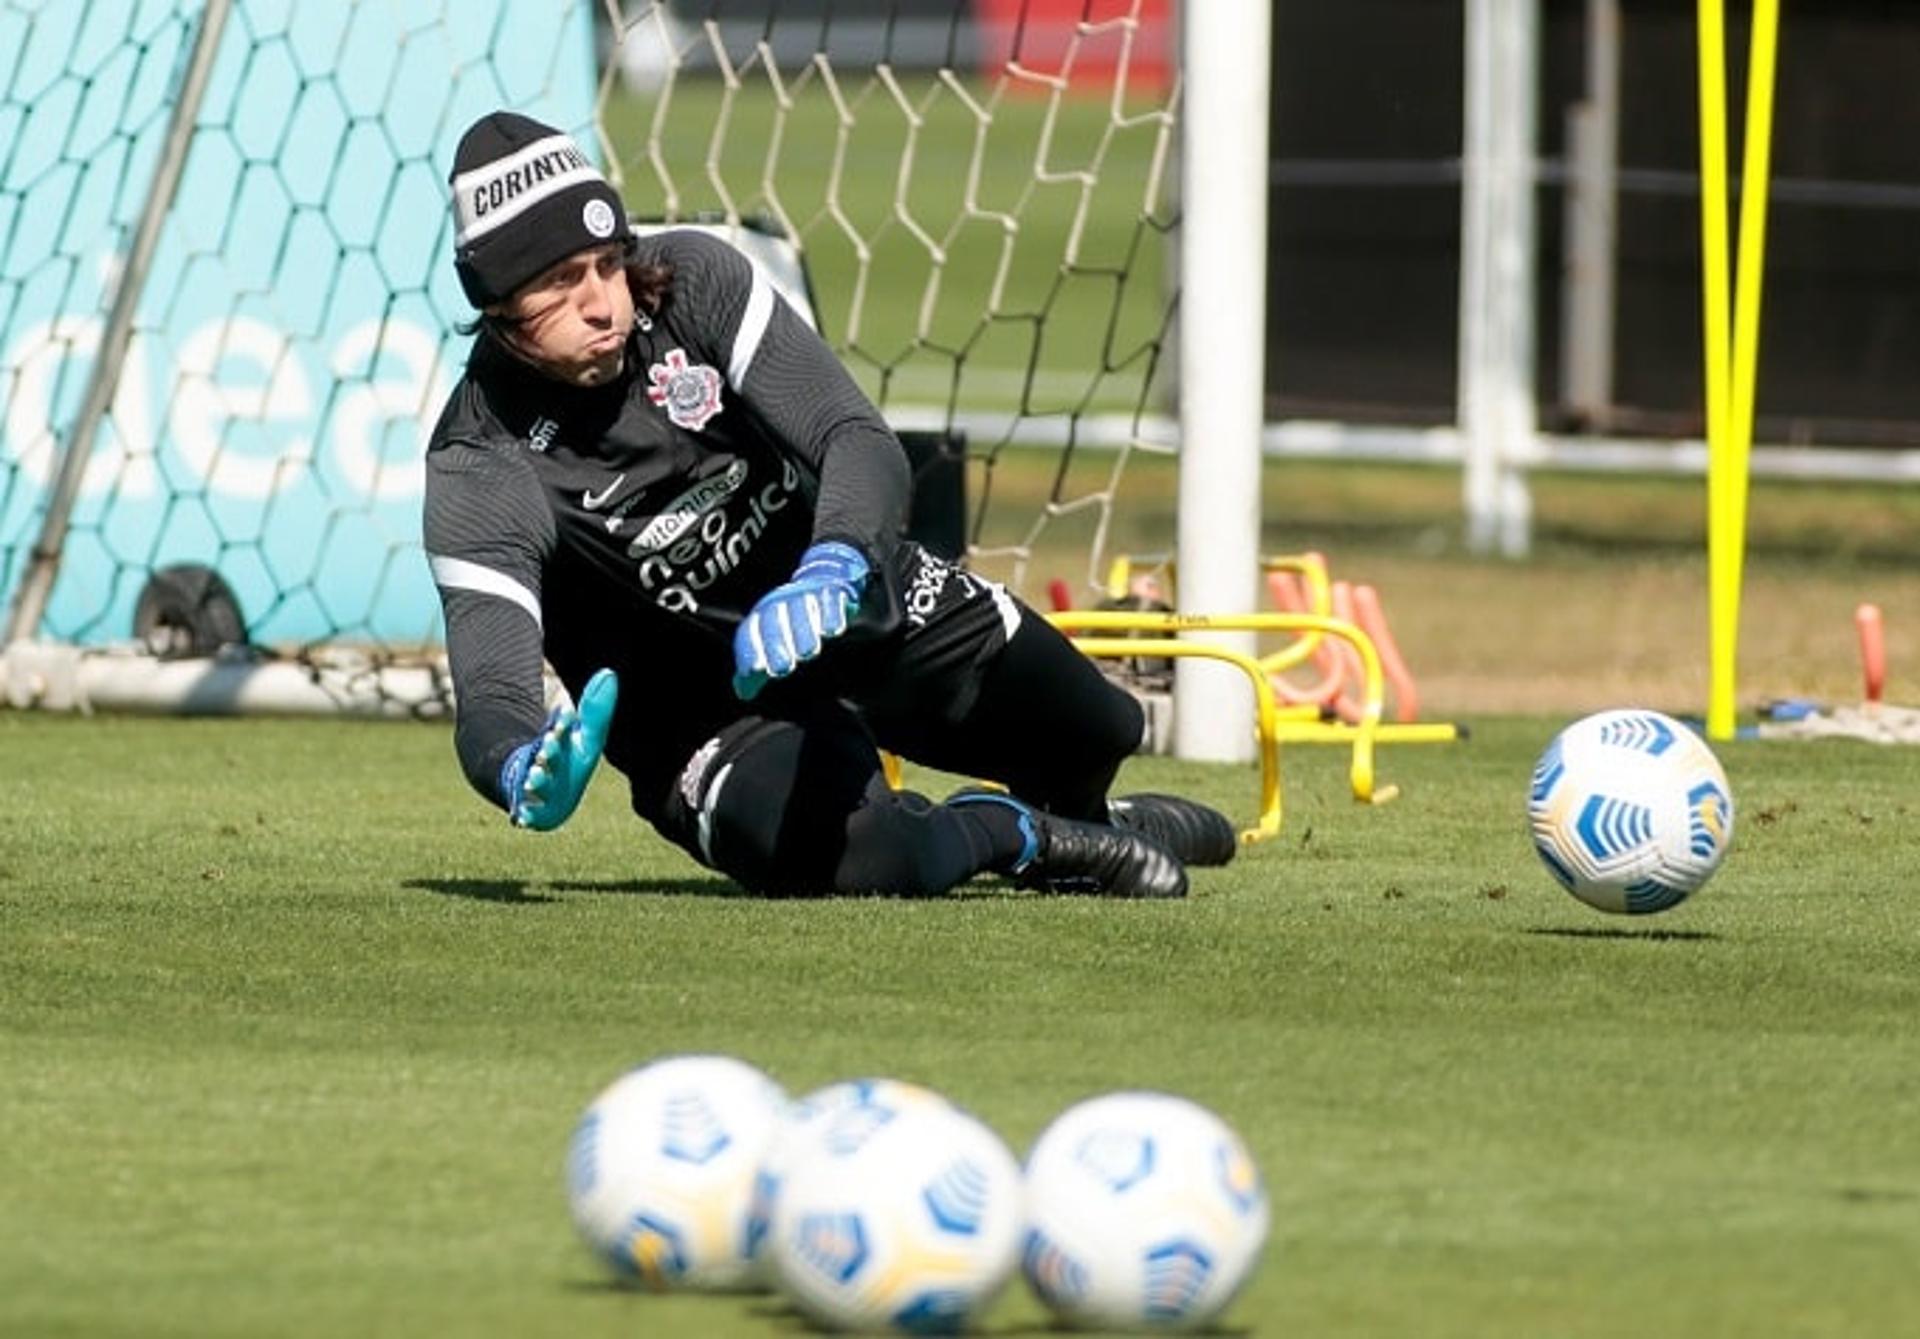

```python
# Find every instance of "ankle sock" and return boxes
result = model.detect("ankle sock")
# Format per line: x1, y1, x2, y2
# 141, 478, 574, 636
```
946, 792, 1040, 873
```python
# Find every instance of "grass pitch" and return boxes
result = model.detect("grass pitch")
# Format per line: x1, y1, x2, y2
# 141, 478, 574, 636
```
2, 710, 1916, 1337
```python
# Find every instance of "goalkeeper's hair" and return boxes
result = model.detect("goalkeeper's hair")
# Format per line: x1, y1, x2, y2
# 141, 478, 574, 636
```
628, 254, 674, 317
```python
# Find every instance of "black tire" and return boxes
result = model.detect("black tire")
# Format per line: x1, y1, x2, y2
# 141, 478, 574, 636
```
132, 563, 248, 659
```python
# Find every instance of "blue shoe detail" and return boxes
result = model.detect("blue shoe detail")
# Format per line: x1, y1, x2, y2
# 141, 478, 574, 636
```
947, 790, 1040, 874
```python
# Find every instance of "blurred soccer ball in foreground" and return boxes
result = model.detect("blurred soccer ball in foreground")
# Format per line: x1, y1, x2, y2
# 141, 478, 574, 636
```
766, 1087, 1023, 1333
1528, 708, 1735, 914
1022, 1091, 1269, 1332
746, 1077, 954, 1284
566, 1053, 789, 1291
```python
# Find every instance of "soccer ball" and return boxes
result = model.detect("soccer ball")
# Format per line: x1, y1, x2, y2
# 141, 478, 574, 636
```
1021, 1091, 1270, 1332
745, 1077, 954, 1283
565, 1053, 789, 1291
765, 1087, 1024, 1332
1528, 708, 1735, 914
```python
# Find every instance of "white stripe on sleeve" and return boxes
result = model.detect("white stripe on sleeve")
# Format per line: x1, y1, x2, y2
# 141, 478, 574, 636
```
988, 580, 1022, 640
727, 263, 776, 388
429, 555, 543, 630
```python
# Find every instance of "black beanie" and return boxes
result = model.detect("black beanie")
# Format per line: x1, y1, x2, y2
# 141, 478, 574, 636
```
449, 111, 632, 308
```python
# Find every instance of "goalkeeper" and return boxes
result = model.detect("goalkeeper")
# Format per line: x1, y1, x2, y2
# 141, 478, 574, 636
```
423, 111, 1236, 898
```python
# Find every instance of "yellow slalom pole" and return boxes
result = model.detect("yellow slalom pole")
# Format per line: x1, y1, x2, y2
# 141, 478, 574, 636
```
1722, 0, 1782, 726
1701, 0, 1783, 741
1697, 0, 1735, 738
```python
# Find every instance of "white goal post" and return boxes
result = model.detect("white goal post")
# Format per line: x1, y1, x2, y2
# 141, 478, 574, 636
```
1174, 2, 1267, 764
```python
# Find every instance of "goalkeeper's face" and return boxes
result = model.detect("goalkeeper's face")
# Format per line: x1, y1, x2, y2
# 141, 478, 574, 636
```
496, 243, 635, 387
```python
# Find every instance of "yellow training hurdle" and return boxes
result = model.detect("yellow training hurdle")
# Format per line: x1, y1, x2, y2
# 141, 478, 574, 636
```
1048, 608, 1423, 844
882, 556, 1462, 844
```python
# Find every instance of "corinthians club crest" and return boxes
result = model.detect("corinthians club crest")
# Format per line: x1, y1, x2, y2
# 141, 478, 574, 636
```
646, 347, 724, 431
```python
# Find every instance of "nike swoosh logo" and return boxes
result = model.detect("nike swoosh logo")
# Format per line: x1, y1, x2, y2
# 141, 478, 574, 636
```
581, 474, 625, 510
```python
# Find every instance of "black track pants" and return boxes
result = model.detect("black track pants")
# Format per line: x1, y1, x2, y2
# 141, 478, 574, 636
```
654, 616, 1144, 894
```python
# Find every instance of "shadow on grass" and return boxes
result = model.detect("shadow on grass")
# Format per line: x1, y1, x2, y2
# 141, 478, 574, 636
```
550, 1288, 1107, 1336
403, 875, 741, 901
554, 877, 1035, 902
408, 875, 1111, 904
1526, 925, 1720, 943
552, 875, 748, 897
556, 1279, 1254, 1336
404, 877, 558, 904
739, 1296, 1255, 1336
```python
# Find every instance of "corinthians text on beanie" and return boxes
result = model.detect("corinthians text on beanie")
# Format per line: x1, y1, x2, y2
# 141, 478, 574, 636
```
449, 111, 632, 308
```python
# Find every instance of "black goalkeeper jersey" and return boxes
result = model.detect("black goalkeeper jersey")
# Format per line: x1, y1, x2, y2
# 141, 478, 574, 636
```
423, 228, 913, 819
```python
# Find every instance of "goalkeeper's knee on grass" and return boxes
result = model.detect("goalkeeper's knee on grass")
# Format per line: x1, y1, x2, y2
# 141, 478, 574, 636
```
500, 668, 618, 831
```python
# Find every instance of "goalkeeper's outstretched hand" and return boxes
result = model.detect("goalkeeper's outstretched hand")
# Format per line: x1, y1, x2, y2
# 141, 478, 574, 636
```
500, 668, 619, 831
732, 541, 869, 700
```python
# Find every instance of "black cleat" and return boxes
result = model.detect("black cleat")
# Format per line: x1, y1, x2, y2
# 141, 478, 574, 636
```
1023, 810, 1189, 899
1107, 793, 1240, 866
949, 791, 1189, 899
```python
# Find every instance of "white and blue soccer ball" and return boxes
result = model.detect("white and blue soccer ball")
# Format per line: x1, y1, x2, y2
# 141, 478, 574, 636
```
1021, 1091, 1270, 1332
765, 1084, 1024, 1333
565, 1053, 789, 1291
745, 1077, 955, 1284
1528, 708, 1735, 915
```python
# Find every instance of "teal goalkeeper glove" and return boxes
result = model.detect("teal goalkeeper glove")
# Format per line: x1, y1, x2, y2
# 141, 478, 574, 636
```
731, 541, 870, 701
499, 668, 619, 831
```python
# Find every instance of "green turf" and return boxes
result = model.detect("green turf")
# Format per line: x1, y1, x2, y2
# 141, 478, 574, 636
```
2, 711, 1916, 1337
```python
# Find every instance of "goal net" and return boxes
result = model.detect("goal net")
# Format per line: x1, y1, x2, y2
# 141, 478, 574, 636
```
0, 0, 1181, 716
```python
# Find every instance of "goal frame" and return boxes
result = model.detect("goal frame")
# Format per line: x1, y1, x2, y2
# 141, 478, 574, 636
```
0, 2, 1271, 764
